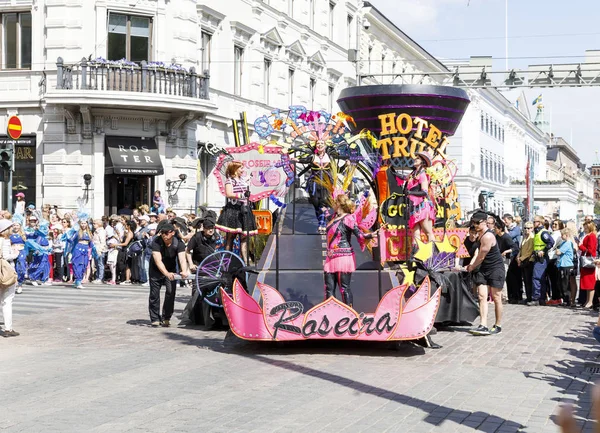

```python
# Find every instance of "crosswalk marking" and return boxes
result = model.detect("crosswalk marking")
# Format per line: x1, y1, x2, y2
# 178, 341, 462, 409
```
2, 283, 150, 318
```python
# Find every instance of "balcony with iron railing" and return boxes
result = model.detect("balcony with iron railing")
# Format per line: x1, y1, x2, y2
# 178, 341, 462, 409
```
43, 57, 216, 114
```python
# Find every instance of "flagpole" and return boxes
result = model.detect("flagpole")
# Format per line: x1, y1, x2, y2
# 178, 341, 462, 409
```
505, 0, 508, 70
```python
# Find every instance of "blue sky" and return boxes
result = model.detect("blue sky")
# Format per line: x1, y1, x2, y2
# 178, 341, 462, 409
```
369, 0, 600, 166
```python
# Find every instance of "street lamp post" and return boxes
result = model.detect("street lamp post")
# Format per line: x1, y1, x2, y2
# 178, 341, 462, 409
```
510, 197, 524, 217
166, 173, 187, 205
83, 174, 92, 204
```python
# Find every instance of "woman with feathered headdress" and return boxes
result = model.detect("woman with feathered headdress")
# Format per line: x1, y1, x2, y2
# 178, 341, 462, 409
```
292, 113, 351, 234
67, 213, 93, 290
25, 210, 52, 285
294, 138, 333, 234
315, 161, 379, 307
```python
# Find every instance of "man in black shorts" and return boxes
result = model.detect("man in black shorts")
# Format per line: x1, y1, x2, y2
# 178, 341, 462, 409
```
465, 211, 505, 336
148, 223, 189, 327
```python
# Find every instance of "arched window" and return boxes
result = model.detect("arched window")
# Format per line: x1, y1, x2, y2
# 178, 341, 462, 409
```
481, 112, 484, 130
485, 116, 489, 133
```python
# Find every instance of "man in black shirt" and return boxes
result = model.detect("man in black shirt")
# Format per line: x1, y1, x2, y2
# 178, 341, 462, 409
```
148, 223, 189, 327
186, 215, 220, 271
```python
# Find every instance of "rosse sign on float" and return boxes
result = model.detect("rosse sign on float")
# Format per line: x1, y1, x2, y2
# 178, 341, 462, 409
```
213, 142, 292, 203
7, 116, 22, 140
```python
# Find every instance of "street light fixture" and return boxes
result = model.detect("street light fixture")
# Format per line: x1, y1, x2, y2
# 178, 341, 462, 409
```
166, 173, 187, 204
83, 174, 92, 204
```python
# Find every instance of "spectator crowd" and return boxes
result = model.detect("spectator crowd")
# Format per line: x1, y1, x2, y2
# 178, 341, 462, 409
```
0, 190, 245, 337
462, 211, 600, 337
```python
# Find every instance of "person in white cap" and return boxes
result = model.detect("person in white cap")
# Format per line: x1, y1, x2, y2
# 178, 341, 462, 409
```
0, 218, 20, 337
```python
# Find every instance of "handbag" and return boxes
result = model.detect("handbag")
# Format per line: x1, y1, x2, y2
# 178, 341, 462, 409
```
580, 255, 596, 269
0, 239, 17, 289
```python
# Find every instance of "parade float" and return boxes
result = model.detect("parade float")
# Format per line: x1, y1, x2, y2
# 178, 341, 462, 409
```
197, 84, 478, 344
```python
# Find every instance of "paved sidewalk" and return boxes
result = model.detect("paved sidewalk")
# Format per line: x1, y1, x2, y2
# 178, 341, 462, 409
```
1, 284, 599, 432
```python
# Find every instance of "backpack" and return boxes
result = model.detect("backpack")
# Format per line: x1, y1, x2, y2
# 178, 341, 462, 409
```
0, 239, 17, 289
126, 240, 145, 258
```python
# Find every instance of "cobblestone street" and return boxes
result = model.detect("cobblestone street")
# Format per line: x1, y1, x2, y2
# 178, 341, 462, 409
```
1, 284, 599, 433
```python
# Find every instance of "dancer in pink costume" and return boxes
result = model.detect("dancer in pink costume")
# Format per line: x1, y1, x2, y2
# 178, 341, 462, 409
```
406, 151, 437, 243
324, 193, 378, 307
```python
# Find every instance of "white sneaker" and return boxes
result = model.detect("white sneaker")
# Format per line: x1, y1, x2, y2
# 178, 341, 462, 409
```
30, 280, 39, 286
142, 282, 149, 287
75, 284, 84, 290
121, 281, 132, 285
92, 280, 103, 284
42, 281, 52, 286
16, 285, 22, 294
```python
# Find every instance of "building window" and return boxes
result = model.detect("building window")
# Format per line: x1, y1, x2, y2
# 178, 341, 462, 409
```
480, 113, 484, 130
201, 31, 212, 75
108, 13, 152, 63
288, 0, 294, 18
329, 1, 335, 40
347, 14, 353, 47
309, 0, 315, 28
288, 68, 295, 107
264, 58, 271, 104
368, 46, 372, 74
309, 77, 316, 110
494, 160, 499, 183
234, 45, 243, 96
381, 53, 385, 75
485, 116, 489, 133
480, 151, 484, 177
328, 85, 334, 112
1, 12, 32, 69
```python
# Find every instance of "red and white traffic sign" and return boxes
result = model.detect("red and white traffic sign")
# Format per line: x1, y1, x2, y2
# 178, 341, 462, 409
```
7, 116, 22, 140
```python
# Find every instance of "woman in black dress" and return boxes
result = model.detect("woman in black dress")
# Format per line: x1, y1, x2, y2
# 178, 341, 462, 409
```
215, 161, 257, 264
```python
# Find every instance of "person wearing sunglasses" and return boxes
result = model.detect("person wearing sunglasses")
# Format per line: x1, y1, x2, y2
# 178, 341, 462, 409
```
464, 211, 505, 336
530, 215, 555, 306
517, 222, 535, 304
547, 220, 565, 305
